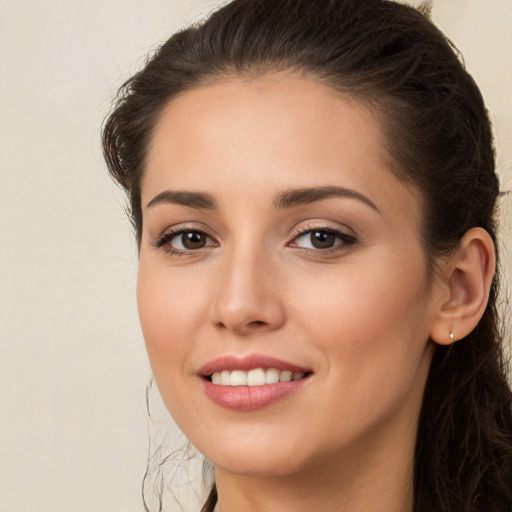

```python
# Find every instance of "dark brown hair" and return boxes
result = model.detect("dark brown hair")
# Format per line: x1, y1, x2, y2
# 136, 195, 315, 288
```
102, 0, 512, 510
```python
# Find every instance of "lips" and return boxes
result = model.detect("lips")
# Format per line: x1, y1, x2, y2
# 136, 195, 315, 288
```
198, 354, 312, 411
199, 354, 311, 375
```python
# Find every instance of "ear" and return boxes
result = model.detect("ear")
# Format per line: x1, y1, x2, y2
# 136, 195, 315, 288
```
429, 227, 496, 346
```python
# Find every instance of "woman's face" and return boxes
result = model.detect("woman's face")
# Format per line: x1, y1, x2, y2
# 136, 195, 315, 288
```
138, 75, 440, 478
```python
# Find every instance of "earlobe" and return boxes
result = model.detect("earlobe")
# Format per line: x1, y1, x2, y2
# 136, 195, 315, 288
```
430, 227, 496, 346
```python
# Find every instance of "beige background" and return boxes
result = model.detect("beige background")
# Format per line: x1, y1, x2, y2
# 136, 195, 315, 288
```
0, 1, 510, 511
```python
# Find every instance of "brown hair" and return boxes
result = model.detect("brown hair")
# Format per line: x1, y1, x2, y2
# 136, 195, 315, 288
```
102, 0, 512, 510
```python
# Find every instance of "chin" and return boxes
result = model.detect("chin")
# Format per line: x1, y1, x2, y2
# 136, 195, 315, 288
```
212, 450, 309, 478
192, 430, 321, 478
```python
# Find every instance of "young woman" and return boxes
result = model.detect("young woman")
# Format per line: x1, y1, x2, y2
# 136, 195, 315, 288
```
102, 0, 512, 510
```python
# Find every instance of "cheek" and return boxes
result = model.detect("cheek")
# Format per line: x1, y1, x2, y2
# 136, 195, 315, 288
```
290, 251, 431, 384
136, 265, 209, 429
296, 265, 425, 330
136, 264, 206, 372
285, 261, 432, 448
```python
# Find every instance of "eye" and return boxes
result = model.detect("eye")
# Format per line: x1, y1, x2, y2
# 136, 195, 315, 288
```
173, 231, 210, 250
154, 229, 216, 253
300, 230, 337, 249
290, 228, 356, 251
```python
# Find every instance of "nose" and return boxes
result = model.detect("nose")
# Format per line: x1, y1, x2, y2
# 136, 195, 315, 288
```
211, 246, 286, 336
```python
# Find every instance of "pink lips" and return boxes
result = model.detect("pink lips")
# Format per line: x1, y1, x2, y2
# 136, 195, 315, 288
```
198, 354, 312, 411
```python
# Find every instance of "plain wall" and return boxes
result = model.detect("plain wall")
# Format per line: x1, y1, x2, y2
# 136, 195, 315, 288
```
0, 1, 510, 511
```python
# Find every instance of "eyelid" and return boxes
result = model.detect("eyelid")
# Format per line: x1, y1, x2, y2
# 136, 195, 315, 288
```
150, 221, 357, 256
289, 220, 357, 240
151, 224, 219, 254
287, 223, 358, 252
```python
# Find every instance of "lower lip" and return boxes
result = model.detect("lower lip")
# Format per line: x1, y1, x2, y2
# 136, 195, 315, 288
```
201, 377, 310, 411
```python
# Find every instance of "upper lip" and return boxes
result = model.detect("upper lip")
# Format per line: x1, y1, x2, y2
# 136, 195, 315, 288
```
198, 354, 312, 376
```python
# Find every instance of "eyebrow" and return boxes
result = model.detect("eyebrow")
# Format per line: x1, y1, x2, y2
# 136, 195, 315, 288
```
273, 185, 380, 212
146, 190, 217, 210
146, 185, 379, 213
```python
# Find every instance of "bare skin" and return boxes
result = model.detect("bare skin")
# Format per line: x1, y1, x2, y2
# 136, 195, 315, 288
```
137, 74, 495, 512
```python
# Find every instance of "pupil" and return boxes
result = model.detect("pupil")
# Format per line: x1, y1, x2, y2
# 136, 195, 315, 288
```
183, 231, 206, 249
311, 231, 335, 249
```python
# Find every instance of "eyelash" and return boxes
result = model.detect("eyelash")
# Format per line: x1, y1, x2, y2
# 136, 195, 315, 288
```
152, 227, 216, 256
152, 225, 357, 256
289, 225, 357, 255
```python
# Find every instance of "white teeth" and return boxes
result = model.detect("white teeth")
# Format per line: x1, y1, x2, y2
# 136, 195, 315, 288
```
210, 368, 307, 386
230, 370, 247, 386
265, 368, 280, 384
247, 368, 266, 386
280, 370, 293, 382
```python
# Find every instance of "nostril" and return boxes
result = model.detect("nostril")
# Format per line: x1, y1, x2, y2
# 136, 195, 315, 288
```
249, 320, 266, 326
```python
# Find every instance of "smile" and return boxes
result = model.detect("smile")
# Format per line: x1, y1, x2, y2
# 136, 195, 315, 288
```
199, 354, 312, 410
209, 368, 306, 386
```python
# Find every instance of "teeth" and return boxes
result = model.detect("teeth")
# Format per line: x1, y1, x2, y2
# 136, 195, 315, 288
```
230, 370, 247, 386
280, 370, 292, 382
247, 368, 266, 386
210, 368, 307, 386
265, 368, 280, 384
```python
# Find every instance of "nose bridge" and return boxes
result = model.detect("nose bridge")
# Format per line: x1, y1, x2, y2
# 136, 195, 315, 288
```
212, 235, 285, 334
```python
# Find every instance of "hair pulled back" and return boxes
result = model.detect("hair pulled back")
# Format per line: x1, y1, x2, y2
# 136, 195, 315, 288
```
102, 1, 512, 511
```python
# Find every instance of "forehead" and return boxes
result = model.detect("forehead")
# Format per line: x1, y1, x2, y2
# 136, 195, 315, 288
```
143, 74, 420, 225
148, 74, 382, 157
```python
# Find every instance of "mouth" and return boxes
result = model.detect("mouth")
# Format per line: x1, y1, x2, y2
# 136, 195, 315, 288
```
198, 354, 313, 411
205, 368, 311, 386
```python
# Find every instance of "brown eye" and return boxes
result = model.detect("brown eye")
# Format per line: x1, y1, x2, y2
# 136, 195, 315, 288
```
310, 231, 336, 249
179, 231, 207, 250
290, 228, 357, 252
154, 229, 216, 253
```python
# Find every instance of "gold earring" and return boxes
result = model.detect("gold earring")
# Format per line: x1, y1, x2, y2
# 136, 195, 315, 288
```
450, 331, 455, 344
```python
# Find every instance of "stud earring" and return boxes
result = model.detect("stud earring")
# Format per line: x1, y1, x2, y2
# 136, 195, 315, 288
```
450, 331, 455, 344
